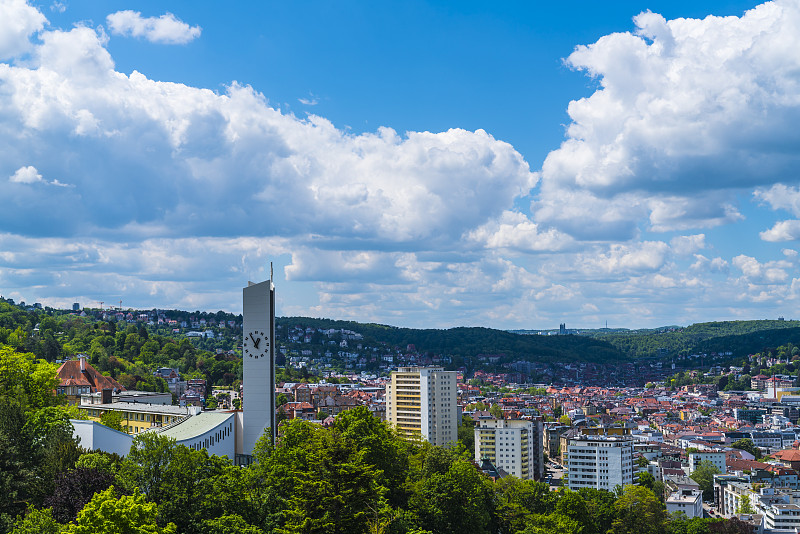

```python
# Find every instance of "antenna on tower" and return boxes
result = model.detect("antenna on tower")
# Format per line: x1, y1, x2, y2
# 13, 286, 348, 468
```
270, 261, 273, 284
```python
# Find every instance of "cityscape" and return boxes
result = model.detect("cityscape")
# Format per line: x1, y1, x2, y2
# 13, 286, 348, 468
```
4, 0, 800, 533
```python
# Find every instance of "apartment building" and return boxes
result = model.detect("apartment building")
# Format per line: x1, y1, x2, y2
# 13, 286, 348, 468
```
474, 418, 545, 480
565, 435, 634, 491
385, 367, 458, 447
688, 450, 727, 474
666, 489, 703, 519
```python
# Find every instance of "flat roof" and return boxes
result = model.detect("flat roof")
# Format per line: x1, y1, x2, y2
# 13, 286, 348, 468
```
159, 412, 234, 441
77, 402, 188, 416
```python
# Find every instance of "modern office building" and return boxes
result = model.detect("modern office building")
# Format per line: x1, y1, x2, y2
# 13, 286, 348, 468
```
565, 434, 634, 490
474, 417, 544, 480
385, 366, 458, 447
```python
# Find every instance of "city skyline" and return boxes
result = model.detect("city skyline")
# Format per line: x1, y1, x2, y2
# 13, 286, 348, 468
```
2, 0, 799, 329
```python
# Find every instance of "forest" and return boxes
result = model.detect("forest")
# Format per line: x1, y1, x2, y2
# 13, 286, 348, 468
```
591, 320, 800, 360
1, 344, 753, 534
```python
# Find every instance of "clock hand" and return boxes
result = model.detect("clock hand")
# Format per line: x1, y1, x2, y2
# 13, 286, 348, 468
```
253, 337, 260, 349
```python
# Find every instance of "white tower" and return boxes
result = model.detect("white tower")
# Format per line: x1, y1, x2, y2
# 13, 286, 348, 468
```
242, 279, 276, 454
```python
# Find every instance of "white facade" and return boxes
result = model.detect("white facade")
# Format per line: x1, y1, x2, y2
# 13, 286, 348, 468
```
160, 412, 236, 459
474, 418, 543, 480
565, 435, 634, 491
666, 489, 703, 518
71, 419, 133, 456
242, 279, 276, 455
689, 450, 727, 474
386, 367, 458, 447
764, 503, 800, 530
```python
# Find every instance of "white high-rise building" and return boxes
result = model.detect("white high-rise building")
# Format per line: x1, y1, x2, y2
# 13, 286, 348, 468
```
565, 435, 634, 490
474, 418, 544, 480
242, 279, 276, 455
385, 367, 458, 447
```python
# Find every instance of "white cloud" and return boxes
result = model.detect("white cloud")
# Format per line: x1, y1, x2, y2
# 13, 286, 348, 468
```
754, 184, 800, 217
537, 1, 800, 238
467, 211, 573, 252
670, 234, 705, 256
760, 220, 800, 242
9, 165, 42, 183
106, 10, 201, 44
732, 254, 790, 284
578, 241, 670, 276
0, 0, 46, 59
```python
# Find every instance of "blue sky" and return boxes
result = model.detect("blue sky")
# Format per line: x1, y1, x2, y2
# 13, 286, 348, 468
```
2, 0, 800, 329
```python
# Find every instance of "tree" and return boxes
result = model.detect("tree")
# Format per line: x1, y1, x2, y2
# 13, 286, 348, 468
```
577, 487, 617, 534
458, 415, 475, 453
0, 345, 61, 410
201, 514, 264, 534
100, 410, 124, 432
637, 472, 656, 490
11, 505, 62, 534
735, 496, 754, 515
689, 460, 721, 502
490, 404, 503, 419
519, 513, 582, 534
730, 438, 760, 459
494, 478, 555, 533
409, 458, 496, 534
610, 485, 668, 534
278, 426, 388, 534
44, 467, 118, 523
65, 486, 176, 534
119, 433, 177, 502
332, 406, 411, 507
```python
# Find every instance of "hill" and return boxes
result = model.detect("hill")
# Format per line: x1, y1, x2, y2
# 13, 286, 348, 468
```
588, 319, 800, 360
278, 317, 624, 364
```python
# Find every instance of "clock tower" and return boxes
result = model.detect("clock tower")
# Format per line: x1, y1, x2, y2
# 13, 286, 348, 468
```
242, 278, 276, 454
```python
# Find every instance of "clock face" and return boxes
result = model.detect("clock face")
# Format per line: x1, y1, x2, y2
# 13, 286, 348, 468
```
243, 330, 270, 359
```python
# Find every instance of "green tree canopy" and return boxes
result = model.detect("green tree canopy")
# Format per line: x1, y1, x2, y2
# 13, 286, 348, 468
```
65, 486, 176, 534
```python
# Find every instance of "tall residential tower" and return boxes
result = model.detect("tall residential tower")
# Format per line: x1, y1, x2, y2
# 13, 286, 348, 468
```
385, 366, 458, 447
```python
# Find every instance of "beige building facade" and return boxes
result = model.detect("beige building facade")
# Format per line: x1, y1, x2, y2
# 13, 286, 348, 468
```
385, 366, 458, 447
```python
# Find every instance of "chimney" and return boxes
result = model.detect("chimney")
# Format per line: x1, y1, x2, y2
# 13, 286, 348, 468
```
102, 388, 112, 404
79, 354, 86, 372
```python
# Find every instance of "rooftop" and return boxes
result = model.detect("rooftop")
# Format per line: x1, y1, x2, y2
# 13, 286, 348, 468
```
159, 411, 234, 441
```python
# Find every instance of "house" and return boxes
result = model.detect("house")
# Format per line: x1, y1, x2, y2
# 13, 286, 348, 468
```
56, 355, 125, 405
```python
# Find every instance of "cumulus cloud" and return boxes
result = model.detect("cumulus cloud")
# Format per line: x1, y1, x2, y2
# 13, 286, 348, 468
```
537, 1, 800, 238
467, 211, 573, 252
106, 10, 201, 44
0, 0, 46, 59
9, 165, 42, 183
760, 220, 800, 242
670, 234, 705, 256
0, 21, 535, 244
578, 241, 670, 276
732, 254, 790, 284
755, 184, 800, 217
